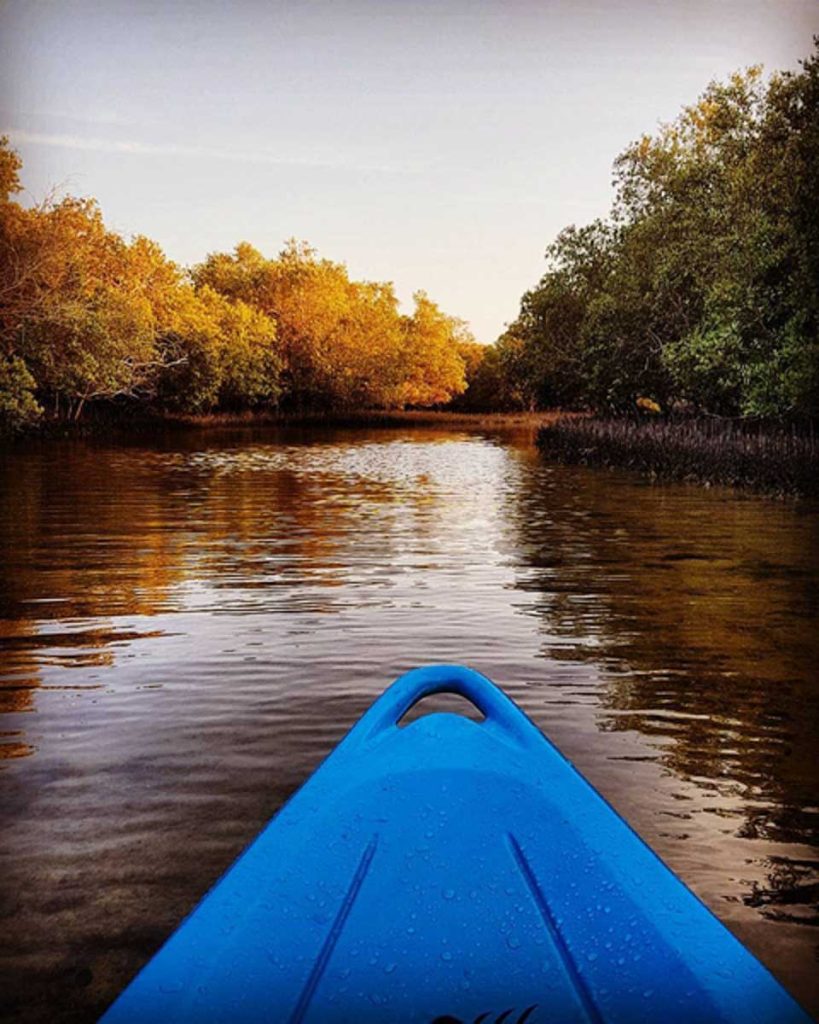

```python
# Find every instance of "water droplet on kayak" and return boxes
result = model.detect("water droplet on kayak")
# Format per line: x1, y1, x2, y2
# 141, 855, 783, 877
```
643, 990, 654, 999
442, 888, 455, 900
441, 951, 452, 962
506, 935, 521, 950
384, 962, 397, 974
587, 951, 598, 962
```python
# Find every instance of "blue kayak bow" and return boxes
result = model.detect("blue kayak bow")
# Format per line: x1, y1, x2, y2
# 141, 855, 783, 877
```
100, 665, 811, 1023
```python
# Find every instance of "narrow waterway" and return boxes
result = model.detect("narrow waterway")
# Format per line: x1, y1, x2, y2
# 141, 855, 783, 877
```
1, 425, 817, 1021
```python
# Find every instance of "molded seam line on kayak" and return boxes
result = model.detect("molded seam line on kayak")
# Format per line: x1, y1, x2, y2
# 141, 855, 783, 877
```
507, 834, 604, 1024
288, 834, 379, 1024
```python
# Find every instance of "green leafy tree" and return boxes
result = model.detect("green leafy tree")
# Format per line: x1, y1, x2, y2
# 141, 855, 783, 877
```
0, 355, 41, 431
8, 198, 161, 418
502, 42, 819, 419
450, 340, 512, 411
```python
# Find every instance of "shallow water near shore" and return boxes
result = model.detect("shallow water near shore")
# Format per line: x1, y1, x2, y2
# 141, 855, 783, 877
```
1, 424, 817, 1021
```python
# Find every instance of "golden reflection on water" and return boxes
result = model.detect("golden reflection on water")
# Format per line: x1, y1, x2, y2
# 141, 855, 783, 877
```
0, 426, 817, 1020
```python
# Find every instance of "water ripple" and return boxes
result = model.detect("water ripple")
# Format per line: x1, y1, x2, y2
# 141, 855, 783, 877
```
0, 426, 817, 1020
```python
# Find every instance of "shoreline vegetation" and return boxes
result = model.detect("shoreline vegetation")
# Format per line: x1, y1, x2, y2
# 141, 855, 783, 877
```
149, 408, 558, 430
7, 406, 559, 438
537, 416, 819, 497
2, 45, 818, 499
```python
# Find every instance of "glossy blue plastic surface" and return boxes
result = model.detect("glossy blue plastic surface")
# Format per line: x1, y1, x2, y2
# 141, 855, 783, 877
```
101, 665, 811, 1023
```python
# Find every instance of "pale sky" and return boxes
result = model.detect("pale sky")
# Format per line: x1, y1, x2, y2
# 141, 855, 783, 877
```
2, 0, 818, 342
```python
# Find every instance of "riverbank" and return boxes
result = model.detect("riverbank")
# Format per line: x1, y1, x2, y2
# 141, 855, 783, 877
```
1, 407, 561, 442
156, 408, 558, 429
537, 416, 819, 497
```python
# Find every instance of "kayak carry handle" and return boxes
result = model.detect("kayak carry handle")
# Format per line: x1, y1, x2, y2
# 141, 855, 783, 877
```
358, 665, 540, 749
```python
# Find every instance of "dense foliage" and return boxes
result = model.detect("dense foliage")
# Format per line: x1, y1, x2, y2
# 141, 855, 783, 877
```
4, 44, 816, 433
0, 146, 469, 431
193, 242, 469, 410
496, 44, 819, 419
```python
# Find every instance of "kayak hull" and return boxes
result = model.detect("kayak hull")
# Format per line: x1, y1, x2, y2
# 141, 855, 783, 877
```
100, 665, 811, 1023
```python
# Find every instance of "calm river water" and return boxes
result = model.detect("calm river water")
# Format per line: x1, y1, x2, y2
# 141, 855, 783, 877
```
1, 425, 817, 1022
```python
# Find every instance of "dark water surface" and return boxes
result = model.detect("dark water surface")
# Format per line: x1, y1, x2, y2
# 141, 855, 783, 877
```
1, 425, 817, 1022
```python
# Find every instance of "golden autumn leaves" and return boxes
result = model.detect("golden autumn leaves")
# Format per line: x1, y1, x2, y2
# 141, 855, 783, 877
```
193, 240, 472, 411
0, 140, 473, 429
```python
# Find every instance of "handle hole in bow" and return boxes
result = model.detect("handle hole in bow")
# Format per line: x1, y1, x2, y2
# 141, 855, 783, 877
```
397, 691, 487, 728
